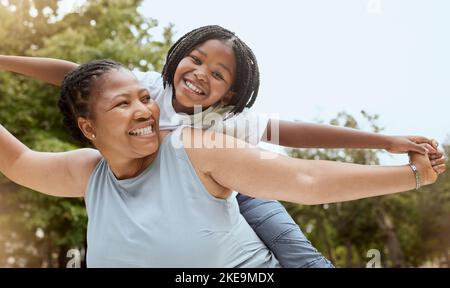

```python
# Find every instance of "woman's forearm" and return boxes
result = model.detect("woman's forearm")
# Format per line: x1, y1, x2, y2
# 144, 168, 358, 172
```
303, 160, 418, 205
268, 120, 391, 149
0, 55, 78, 86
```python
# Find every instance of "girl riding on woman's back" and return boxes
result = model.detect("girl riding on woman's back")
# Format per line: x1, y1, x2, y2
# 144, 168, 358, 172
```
0, 25, 444, 268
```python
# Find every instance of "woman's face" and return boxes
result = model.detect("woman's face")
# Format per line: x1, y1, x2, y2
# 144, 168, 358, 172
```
173, 39, 237, 112
86, 68, 160, 160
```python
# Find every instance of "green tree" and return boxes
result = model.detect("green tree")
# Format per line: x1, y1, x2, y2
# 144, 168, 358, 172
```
0, 0, 173, 267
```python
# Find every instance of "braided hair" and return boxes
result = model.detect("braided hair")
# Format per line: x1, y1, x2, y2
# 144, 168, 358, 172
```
58, 59, 123, 144
162, 25, 259, 115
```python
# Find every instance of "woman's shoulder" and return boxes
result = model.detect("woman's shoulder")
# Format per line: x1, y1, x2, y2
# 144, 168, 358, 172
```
70, 148, 103, 184
79, 148, 103, 167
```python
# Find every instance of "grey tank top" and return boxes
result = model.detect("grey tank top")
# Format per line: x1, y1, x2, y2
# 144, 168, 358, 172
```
85, 127, 280, 267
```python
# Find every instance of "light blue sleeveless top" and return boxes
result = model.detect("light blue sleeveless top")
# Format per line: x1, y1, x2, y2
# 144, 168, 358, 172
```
84, 128, 280, 267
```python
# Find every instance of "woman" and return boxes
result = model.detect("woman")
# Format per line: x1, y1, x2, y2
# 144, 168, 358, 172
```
0, 60, 446, 267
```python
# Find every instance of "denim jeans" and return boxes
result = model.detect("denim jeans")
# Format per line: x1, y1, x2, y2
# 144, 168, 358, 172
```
237, 194, 334, 268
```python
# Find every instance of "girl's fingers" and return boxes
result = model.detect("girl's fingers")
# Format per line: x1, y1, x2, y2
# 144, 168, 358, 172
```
411, 136, 432, 145
414, 143, 429, 154
416, 142, 436, 154
424, 143, 437, 153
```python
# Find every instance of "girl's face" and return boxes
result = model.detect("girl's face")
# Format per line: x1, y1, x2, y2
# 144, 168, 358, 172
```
85, 68, 161, 160
173, 39, 236, 113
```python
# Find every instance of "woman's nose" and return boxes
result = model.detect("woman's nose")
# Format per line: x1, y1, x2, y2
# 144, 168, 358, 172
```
133, 102, 152, 119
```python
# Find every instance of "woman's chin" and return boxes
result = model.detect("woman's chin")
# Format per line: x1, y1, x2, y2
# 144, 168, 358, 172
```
130, 139, 160, 158
146, 141, 160, 155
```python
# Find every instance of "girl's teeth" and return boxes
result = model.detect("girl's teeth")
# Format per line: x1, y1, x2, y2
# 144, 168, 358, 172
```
186, 80, 203, 94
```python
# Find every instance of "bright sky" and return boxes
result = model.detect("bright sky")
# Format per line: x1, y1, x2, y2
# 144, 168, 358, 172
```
60, 0, 450, 164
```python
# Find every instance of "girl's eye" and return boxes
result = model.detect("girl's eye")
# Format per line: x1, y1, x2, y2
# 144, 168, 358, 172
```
190, 55, 201, 65
212, 71, 224, 80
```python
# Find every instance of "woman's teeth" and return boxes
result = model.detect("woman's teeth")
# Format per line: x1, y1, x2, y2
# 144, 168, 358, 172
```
129, 125, 153, 136
185, 80, 204, 95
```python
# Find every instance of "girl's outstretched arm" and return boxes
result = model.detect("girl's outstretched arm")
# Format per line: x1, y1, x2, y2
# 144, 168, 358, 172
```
185, 128, 444, 205
0, 55, 78, 86
263, 119, 437, 155
0, 125, 101, 197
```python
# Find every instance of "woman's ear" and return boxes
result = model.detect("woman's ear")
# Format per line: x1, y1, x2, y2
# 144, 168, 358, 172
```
78, 117, 96, 141
221, 90, 236, 106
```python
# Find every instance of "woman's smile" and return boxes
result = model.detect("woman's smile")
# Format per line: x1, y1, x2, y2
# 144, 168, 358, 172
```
128, 120, 156, 138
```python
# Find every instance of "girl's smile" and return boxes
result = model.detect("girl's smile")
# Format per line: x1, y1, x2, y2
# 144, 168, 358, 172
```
183, 78, 207, 96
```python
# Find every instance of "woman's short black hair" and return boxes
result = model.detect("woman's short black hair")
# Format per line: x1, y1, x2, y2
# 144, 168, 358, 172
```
161, 25, 259, 115
58, 59, 123, 144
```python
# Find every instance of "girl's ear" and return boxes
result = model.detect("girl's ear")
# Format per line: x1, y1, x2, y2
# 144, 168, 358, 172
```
78, 117, 96, 141
221, 90, 236, 106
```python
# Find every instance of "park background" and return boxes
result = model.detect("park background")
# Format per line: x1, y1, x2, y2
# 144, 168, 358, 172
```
0, 0, 449, 267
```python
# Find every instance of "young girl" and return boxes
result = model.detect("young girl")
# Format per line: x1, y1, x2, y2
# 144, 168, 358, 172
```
0, 25, 441, 268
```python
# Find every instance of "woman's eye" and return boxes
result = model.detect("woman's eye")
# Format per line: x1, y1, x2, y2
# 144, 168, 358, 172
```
141, 95, 152, 103
116, 101, 129, 107
190, 56, 201, 65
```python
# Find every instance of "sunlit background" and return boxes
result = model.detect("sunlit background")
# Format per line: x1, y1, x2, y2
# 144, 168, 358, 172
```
0, 0, 449, 267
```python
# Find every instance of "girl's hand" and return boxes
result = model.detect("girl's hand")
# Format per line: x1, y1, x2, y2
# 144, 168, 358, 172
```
409, 146, 446, 187
387, 136, 438, 155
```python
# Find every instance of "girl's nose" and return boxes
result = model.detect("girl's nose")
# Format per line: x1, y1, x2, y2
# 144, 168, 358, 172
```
193, 70, 207, 82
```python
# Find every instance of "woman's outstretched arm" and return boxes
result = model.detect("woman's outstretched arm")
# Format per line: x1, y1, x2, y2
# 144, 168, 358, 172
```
0, 125, 101, 197
184, 128, 445, 205
0, 55, 78, 86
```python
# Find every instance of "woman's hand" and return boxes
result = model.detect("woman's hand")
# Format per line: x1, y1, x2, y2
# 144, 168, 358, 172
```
387, 135, 438, 155
409, 146, 446, 187
429, 149, 447, 175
